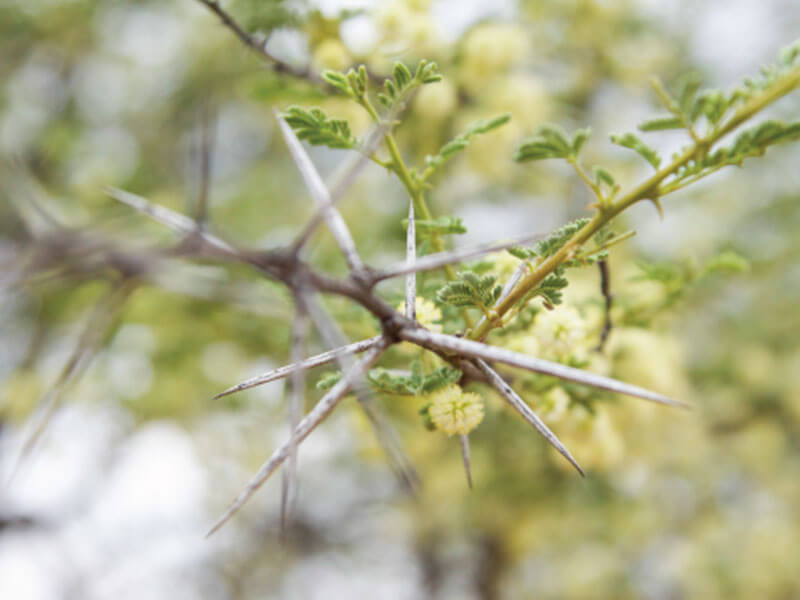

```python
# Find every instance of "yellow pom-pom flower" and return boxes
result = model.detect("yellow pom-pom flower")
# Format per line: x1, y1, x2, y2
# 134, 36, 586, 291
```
428, 384, 485, 436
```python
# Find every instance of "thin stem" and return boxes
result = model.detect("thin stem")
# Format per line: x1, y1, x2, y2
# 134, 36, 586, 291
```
567, 156, 604, 203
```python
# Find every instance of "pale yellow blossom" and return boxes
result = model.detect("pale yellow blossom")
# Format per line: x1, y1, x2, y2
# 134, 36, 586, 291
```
428, 384, 485, 436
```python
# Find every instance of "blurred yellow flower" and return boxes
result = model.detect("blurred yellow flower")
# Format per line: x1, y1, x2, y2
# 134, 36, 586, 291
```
414, 79, 458, 120
313, 38, 351, 72
462, 23, 528, 79
398, 296, 443, 332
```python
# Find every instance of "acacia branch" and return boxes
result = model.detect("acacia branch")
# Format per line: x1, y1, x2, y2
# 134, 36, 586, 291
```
400, 328, 688, 408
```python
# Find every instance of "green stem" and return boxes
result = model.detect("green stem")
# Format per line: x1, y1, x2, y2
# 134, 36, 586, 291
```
362, 93, 474, 327
470, 62, 800, 341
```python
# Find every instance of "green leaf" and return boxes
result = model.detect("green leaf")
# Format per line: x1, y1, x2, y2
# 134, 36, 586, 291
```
517, 272, 569, 309
571, 128, 591, 154
366, 365, 461, 396
425, 113, 510, 172
437, 272, 501, 310
404, 216, 467, 236
702, 251, 750, 275
678, 72, 702, 116
322, 70, 352, 96
610, 132, 662, 169
393, 62, 412, 89
316, 370, 343, 390
638, 116, 684, 132
283, 106, 357, 150
514, 124, 581, 162
593, 166, 615, 188
467, 114, 512, 135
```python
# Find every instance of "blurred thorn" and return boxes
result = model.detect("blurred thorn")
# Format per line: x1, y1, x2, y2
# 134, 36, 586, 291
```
459, 434, 473, 489
7, 280, 134, 484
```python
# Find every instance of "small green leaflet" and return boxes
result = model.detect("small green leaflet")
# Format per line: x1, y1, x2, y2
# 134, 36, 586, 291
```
508, 218, 590, 261
437, 271, 502, 310
610, 132, 661, 169
403, 215, 467, 236
425, 114, 511, 172
367, 364, 462, 396
283, 106, 356, 150
514, 126, 591, 162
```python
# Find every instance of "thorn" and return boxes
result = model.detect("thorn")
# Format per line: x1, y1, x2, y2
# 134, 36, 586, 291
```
459, 434, 473, 489
650, 197, 664, 220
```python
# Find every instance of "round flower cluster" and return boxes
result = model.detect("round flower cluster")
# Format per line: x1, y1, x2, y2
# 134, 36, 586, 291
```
428, 384, 485, 436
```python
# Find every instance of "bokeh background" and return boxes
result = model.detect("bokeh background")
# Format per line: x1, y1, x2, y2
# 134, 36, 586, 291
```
1, 0, 800, 598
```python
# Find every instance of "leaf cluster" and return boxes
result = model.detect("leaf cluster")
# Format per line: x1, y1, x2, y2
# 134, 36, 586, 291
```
282, 106, 356, 149
609, 132, 662, 169
508, 218, 591, 262
403, 215, 467, 237
514, 125, 591, 162
367, 363, 462, 396
436, 271, 502, 312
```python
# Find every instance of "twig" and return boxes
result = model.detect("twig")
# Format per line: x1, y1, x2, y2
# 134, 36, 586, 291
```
400, 328, 689, 408
474, 358, 584, 475
206, 341, 388, 537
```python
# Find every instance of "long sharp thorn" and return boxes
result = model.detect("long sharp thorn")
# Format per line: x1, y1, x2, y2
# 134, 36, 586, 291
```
274, 111, 365, 274
213, 336, 383, 400
206, 342, 387, 537
106, 188, 236, 256
281, 307, 308, 538
291, 120, 390, 252
372, 231, 547, 283
9, 282, 133, 482
475, 359, 584, 476
405, 201, 416, 320
459, 434, 473, 488
400, 329, 690, 409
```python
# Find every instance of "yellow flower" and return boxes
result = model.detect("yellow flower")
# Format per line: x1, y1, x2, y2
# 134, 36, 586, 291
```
532, 305, 588, 361
398, 296, 442, 332
428, 384, 485, 436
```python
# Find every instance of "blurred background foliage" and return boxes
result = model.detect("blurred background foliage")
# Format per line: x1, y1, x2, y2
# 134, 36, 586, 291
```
1, 0, 800, 598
